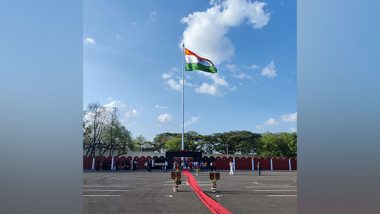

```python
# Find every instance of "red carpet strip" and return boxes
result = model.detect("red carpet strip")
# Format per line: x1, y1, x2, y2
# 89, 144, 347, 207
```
183, 170, 231, 214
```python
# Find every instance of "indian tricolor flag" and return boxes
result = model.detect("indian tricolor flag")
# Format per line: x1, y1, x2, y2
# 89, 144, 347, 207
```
184, 48, 217, 74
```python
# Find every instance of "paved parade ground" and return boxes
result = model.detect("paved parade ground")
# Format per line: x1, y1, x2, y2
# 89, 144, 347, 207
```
83, 170, 297, 214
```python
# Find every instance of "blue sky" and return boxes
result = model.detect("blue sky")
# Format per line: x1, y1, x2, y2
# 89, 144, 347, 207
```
83, 0, 296, 141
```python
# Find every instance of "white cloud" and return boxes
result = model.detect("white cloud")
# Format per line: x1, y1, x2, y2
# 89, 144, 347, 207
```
256, 112, 297, 131
194, 72, 231, 96
281, 112, 297, 123
162, 68, 227, 96
226, 64, 252, 80
250, 64, 260, 69
157, 113, 172, 123
210, 0, 223, 5
125, 109, 139, 120
290, 127, 297, 133
265, 118, 280, 126
165, 79, 182, 92
206, 73, 229, 86
103, 100, 139, 123
103, 100, 126, 111
195, 83, 218, 95
150, 11, 157, 21
155, 105, 168, 110
185, 73, 194, 80
165, 72, 225, 95
261, 60, 277, 78
256, 118, 279, 129
162, 72, 173, 79
180, 0, 271, 65
184, 116, 200, 127
184, 79, 195, 87
162, 68, 195, 92
225, 64, 238, 71
84, 37, 95, 44
235, 73, 252, 79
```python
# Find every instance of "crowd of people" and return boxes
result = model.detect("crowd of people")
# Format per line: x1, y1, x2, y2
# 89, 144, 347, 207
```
93, 157, 262, 176
172, 159, 217, 172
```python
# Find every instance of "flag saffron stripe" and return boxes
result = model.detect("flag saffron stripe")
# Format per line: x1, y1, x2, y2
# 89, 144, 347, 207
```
184, 48, 215, 67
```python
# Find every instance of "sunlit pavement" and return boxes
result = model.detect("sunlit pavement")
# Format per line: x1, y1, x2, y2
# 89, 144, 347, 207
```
83, 170, 296, 214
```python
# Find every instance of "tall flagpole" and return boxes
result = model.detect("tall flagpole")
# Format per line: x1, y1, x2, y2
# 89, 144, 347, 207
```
181, 43, 185, 151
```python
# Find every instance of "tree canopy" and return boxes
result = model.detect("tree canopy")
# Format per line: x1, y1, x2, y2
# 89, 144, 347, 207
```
83, 102, 297, 157
150, 131, 297, 157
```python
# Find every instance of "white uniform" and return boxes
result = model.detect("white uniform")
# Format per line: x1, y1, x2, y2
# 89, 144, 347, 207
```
229, 162, 234, 175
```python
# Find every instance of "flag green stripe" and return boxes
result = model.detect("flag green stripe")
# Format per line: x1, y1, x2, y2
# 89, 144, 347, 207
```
185, 63, 217, 73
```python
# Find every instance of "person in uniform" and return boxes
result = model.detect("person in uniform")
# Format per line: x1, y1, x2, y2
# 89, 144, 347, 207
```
257, 161, 261, 176
229, 160, 234, 175
133, 159, 138, 170
195, 161, 199, 176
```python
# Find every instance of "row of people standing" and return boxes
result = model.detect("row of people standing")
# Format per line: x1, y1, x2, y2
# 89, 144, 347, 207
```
172, 160, 217, 172
144, 158, 155, 172
229, 160, 261, 176
94, 159, 262, 175
94, 159, 136, 171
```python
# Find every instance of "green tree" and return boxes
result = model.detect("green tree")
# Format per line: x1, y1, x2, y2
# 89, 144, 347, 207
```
153, 132, 176, 152
83, 121, 91, 146
150, 131, 297, 156
257, 133, 275, 157
115, 125, 133, 156
101, 107, 119, 156
257, 132, 297, 157
200, 131, 261, 155
83, 102, 137, 157
232, 131, 261, 154
278, 132, 297, 157
83, 102, 110, 157
165, 137, 181, 151
289, 132, 297, 156
133, 135, 147, 152
185, 131, 202, 151
199, 134, 217, 153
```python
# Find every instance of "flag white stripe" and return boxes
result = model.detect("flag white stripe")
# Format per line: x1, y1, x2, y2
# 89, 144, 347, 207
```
185, 55, 212, 67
